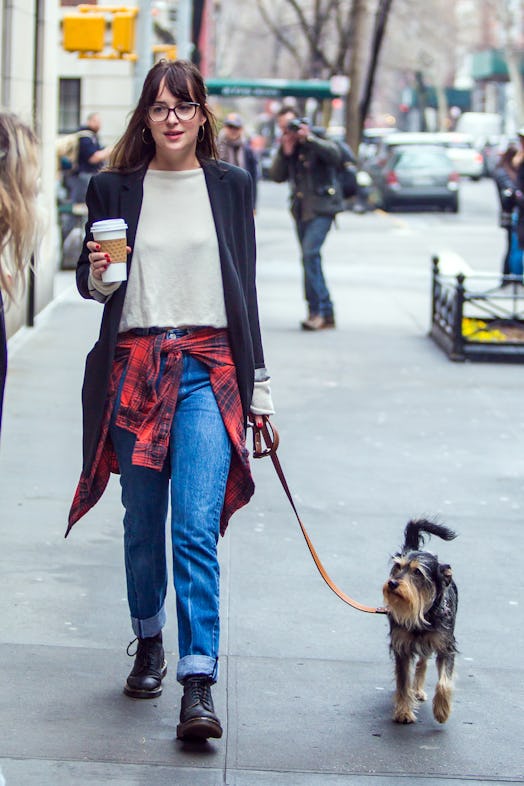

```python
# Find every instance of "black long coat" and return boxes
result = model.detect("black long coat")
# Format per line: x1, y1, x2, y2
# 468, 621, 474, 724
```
76, 159, 266, 476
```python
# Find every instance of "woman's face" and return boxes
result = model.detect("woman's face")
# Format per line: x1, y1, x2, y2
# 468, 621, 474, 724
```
147, 78, 205, 170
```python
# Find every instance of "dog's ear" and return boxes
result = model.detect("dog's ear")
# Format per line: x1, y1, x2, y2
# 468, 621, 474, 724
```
439, 563, 453, 585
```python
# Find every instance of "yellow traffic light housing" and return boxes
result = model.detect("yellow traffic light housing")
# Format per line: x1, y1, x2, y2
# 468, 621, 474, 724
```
63, 14, 105, 53
112, 11, 136, 55
62, 6, 138, 60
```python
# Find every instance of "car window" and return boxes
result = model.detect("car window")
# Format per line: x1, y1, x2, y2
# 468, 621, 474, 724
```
444, 141, 473, 150
393, 148, 451, 171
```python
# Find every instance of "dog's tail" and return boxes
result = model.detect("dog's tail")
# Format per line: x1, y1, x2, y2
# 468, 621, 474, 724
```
403, 519, 457, 551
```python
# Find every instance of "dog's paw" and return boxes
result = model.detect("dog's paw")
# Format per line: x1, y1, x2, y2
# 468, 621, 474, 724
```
414, 689, 427, 702
393, 707, 417, 724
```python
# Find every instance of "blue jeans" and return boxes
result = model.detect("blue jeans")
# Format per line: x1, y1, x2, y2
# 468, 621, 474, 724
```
296, 215, 334, 317
110, 340, 232, 684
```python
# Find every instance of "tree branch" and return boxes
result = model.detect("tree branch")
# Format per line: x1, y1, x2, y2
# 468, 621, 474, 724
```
255, 0, 303, 70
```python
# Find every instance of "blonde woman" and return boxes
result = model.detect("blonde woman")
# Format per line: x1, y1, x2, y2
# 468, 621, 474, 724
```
0, 111, 39, 435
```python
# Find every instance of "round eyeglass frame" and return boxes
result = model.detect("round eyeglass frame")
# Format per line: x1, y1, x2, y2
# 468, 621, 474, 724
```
147, 102, 201, 123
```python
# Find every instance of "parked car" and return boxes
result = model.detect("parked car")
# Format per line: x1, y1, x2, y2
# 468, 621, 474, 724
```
440, 133, 484, 180
365, 144, 460, 212
371, 131, 483, 180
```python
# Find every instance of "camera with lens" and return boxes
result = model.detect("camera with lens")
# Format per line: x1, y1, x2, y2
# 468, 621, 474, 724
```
287, 117, 308, 132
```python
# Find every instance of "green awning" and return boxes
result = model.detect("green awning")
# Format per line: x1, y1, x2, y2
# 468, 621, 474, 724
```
404, 86, 471, 111
471, 49, 524, 80
205, 78, 337, 100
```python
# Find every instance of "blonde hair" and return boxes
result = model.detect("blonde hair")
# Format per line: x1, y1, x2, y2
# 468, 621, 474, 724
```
0, 111, 39, 300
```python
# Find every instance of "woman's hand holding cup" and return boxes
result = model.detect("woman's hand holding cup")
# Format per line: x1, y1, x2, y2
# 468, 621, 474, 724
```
87, 240, 132, 281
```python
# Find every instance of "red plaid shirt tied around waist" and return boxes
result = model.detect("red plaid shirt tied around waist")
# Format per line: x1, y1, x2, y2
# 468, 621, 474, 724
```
67, 327, 254, 536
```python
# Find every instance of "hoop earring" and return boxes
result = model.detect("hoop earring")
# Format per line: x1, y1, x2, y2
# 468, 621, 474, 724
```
197, 125, 205, 143
141, 127, 153, 145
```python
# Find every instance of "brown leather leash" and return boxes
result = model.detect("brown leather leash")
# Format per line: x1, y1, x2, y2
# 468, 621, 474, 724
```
251, 419, 388, 615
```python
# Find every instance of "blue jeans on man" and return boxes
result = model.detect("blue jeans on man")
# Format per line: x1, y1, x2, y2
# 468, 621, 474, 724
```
110, 345, 231, 685
296, 214, 334, 322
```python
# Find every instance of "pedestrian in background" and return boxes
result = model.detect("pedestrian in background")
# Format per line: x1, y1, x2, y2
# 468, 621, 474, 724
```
71, 112, 112, 204
493, 143, 522, 281
0, 111, 39, 437
217, 112, 259, 209
67, 59, 274, 742
269, 106, 343, 331
513, 129, 524, 255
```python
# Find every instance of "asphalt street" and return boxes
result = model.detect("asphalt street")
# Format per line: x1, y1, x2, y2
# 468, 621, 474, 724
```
0, 178, 523, 785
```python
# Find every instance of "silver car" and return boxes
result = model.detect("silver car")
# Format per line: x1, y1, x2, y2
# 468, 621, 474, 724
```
366, 144, 460, 212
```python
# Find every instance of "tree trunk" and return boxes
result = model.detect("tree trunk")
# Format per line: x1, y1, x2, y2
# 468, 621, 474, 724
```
506, 48, 524, 127
359, 0, 394, 145
346, 0, 368, 153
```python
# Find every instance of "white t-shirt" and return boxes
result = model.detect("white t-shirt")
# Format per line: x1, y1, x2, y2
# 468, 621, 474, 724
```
118, 167, 227, 332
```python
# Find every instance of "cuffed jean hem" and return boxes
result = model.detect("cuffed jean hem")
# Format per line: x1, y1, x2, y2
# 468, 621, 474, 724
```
131, 606, 166, 639
177, 655, 218, 685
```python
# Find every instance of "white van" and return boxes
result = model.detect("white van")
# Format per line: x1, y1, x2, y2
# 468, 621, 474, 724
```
455, 112, 503, 148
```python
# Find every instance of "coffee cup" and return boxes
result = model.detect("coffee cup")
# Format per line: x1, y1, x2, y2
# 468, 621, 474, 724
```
91, 218, 128, 283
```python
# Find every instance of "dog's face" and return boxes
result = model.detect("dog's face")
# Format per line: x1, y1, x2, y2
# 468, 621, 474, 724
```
383, 550, 453, 630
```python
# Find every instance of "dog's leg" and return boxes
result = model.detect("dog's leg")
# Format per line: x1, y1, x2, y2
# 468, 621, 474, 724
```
433, 652, 454, 723
393, 652, 417, 723
413, 656, 428, 701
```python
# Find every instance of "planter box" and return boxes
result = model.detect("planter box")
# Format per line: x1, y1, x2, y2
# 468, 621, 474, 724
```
430, 255, 524, 362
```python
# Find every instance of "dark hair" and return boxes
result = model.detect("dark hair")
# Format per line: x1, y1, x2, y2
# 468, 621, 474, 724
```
277, 106, 297, 119
500, 145, 517, 169
109, 59, 218, 172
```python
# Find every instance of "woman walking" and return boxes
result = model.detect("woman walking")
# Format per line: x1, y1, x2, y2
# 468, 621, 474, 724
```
67, 59, 274, 741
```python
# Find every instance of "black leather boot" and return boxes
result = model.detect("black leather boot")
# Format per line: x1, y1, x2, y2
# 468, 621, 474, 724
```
176, 676, 223, 740
124, 632, 167, 699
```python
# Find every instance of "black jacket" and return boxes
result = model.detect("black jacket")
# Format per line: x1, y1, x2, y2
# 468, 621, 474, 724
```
76, 159, 265, 475
269, 133, 343, 221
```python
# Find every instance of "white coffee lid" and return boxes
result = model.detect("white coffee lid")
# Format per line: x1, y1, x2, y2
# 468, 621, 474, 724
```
91, 218, 128, 233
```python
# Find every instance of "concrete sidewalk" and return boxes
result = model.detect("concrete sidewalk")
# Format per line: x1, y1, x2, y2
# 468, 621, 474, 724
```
0, 183, 523, 784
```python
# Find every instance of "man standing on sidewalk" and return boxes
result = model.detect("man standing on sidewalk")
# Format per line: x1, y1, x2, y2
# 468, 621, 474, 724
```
71, 112, 112, 204
218, 112, 259, 210
269, 107, 343, 330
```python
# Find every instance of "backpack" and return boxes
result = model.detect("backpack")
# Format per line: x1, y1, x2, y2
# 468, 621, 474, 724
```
334, 139, 358, 199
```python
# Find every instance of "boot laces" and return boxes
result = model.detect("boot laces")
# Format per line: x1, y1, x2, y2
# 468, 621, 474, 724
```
186, 677, 213, 710
126, 637, 138, 657
126, 636, 161, 670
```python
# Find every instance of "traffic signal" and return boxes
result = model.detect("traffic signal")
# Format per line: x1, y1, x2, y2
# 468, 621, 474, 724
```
63, 14, 105, 53
112, 11, 136, 55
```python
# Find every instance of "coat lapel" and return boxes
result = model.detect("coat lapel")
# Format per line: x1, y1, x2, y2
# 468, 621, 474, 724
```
120, 169, 146, 249
202, 160, 230, 253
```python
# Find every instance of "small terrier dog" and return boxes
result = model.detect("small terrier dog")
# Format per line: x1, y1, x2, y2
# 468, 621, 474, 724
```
382, 519, 458, 724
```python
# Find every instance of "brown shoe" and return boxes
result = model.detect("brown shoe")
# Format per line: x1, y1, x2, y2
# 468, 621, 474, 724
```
300, 314, 326, 331
323, 314, 336, 328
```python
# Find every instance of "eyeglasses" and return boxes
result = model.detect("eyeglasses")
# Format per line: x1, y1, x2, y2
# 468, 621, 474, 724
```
148, 102, 200, 123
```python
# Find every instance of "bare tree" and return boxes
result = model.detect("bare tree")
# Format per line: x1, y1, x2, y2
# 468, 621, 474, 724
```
486, 0, 524, 124
254, 0, 386, 147
254, 0, 356, 79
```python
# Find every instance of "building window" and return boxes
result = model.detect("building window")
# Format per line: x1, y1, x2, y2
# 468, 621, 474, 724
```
58, 78, 81, 133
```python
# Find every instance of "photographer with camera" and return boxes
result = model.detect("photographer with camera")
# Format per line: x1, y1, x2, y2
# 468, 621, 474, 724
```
269, 107, 343, 330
